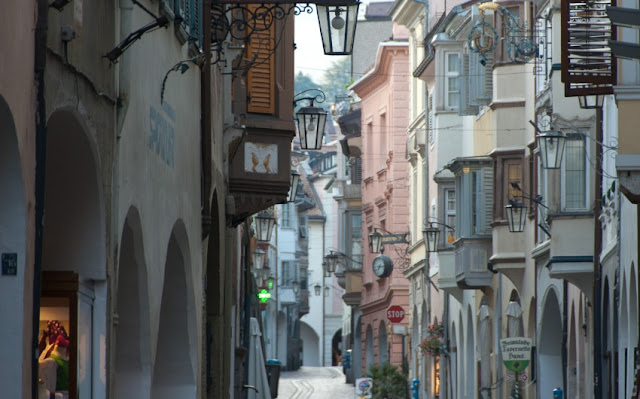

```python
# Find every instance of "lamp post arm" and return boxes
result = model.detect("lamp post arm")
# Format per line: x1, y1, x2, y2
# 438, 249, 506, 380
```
293, 89, 326, 106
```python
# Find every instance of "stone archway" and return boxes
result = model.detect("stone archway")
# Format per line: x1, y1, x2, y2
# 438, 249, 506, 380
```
450, 321, 457, 399
41, 108, 106, 398
114, 207, 151, 398
0, 95, 26, 399
43, 109, 105, 278
539, 288, 563, 397
331, 328, 343, 366
151, 222, 197, 399
300, 321, 320, 366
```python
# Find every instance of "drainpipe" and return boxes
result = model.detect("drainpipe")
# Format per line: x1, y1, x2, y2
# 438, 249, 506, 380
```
201, 0, 212, 240
593, 107, 603, 399
33, 1, 48, 397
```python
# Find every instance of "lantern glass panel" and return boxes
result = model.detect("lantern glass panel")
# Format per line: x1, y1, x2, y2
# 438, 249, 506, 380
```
253, 249, 265, 270
288, 172, 300, 202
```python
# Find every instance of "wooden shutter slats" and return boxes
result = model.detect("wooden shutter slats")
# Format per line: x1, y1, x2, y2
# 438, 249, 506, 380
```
246, 7, 275, 115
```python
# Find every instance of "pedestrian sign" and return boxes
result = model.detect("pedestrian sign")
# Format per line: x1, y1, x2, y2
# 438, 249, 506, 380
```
355, 377, 372, 398
500, 337, 532, 372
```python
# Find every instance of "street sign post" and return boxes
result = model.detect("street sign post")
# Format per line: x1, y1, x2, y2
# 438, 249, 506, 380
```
386, 305, 406, 324
501, 337, 532, 399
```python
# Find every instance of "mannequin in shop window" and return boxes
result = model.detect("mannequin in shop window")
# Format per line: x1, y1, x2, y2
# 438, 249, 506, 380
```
38, 320, 70, 399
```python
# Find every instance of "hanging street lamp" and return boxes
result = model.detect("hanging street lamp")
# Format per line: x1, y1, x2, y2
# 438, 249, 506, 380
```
368, 230, 383, 253
252, 249, 266, 270
423, 224, 440, 253
537, 130, 566, 169
317, 1, 360, 55
254, 210, 276, 242
324, 252, 338, 274
288, 170, 300, 202
294, 89, 328, 150
505, 199, 527, 233
314, 284, 322, 296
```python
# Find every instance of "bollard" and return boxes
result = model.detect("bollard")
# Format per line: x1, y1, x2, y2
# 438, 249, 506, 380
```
411, 379, 420, 399
553, 387, 563, 399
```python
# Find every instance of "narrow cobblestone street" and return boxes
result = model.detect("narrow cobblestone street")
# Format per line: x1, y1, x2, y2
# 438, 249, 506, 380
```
277, 367, 356, 399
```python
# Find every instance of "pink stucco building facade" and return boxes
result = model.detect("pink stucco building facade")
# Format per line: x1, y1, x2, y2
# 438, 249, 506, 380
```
351, 27, 410, 373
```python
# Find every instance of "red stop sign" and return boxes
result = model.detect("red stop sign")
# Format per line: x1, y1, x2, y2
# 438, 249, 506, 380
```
386, 305, 405, 323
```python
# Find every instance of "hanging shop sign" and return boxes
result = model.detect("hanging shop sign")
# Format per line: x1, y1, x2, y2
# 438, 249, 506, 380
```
257, 289, 271, 303
500, 337, 532, 372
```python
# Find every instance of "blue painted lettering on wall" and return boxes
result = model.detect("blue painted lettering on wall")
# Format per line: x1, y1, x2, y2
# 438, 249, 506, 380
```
149, 106, 175, 167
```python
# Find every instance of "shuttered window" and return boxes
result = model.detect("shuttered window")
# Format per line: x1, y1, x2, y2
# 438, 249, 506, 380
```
246, 5, 276, 115
175, 0, 202, 47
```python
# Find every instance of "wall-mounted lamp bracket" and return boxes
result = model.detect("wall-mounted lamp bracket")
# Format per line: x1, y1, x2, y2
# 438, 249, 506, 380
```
104, 15, 170, 63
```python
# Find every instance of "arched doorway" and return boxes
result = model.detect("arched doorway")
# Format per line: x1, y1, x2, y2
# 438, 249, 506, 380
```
539, 288, 563, 397
150, 223, 196, 398
40, 109, 106, 398
465, 308, 474, 398
114, 208, 151, 398
300, 321, 320, 366
366, 325, 374, 372
0, 95, 26, 398
378, 321, 388, 364
567, 303, 577, 398
332, 328, 343, 366
450, 321, 457, 399
353, 316, 362, 380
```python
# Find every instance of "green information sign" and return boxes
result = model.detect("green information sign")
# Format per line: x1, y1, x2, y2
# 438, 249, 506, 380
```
258, 289, 271, 303
501, 337, 532, 372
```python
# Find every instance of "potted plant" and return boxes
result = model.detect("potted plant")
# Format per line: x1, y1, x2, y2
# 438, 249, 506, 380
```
419, 323, 445, 356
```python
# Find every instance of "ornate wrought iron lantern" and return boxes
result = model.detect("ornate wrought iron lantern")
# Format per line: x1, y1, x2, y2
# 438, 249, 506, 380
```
252, 249, 266, 270
423, 224, 440, 253
505, 199, 527, 233
294, 89, 328, 150
255, 211, 276, 242
288, 170, 300, 202
317, 1, 360, 55
537, 130, 566, 169
368, 230, 383, 254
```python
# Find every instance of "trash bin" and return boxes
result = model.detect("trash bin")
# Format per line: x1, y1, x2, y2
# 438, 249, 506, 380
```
265, 359, 282, 398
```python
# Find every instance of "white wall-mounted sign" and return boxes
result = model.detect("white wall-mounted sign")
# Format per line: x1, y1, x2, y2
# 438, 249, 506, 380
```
245, 142, 278, 174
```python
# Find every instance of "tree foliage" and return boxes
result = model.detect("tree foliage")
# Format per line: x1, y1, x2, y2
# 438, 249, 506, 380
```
320, 56, 352, 103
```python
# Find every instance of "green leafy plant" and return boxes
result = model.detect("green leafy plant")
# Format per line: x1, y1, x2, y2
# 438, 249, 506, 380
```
419, 322, 445, 356
367, 362, 407, 399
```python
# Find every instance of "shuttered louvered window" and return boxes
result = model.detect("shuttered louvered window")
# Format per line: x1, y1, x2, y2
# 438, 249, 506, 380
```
246, 4, 276, 115
561, 0, 616, 97
459, 53, 479, 115
175, 0, 203, 47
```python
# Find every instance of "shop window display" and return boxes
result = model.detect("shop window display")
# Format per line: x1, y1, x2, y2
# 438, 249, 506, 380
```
38, 272, 79, 399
